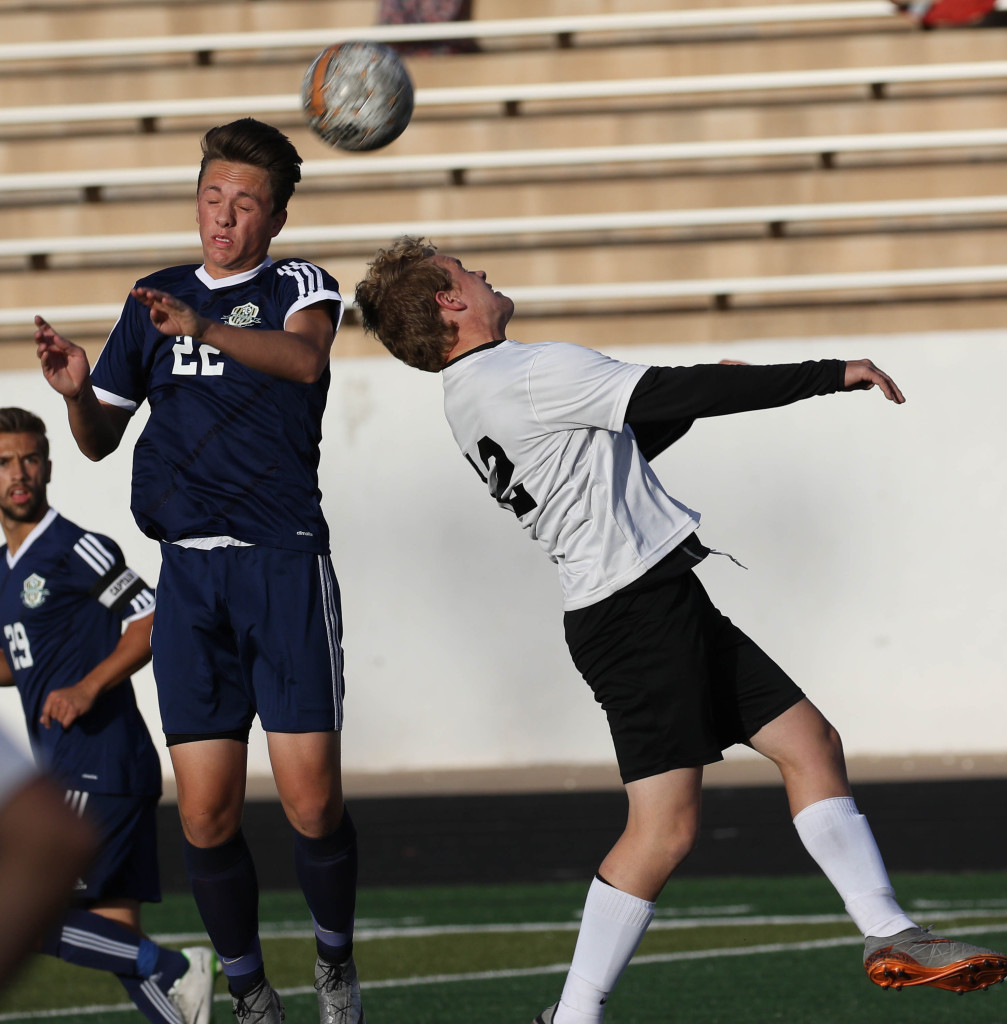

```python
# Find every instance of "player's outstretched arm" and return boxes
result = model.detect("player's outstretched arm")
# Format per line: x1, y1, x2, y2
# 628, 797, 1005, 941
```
39, 612, 153, 731
843, 358, 906, 403
131, 287, 335, 382
34, 316, 131, 461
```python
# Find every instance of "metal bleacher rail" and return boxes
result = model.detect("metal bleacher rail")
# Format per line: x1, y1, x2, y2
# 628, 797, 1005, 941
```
0, 2, 900, 68
4, 60, 1007, 134
3, 126, 1007, 201
3, 264, 1007, 331
2, 0, 1006, 332
4, 194, 1007, 270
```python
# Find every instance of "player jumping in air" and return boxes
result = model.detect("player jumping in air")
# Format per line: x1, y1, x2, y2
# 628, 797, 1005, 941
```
34, 120, 363, 1024
0, 407, 214, 1023
354, 236, 1007, 1022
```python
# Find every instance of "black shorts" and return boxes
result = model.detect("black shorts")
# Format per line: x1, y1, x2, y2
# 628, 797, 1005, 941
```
563, 559, 804, 785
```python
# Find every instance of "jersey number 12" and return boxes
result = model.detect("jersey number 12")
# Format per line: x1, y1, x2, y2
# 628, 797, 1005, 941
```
465, 436, 538, 518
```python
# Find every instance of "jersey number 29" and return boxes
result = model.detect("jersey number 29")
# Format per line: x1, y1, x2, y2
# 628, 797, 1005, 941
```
3, 622, 33, 670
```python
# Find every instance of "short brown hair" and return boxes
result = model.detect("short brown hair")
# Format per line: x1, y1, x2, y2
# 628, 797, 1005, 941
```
198, 118, 302, 214
0, 407, 48, 460
354, 237, 457, 373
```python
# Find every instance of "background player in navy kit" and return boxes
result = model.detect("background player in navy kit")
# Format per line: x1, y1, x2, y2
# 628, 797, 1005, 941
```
355, 237, 1007, 1023
0, 407, 214, 1023
33, 119, 363, 1024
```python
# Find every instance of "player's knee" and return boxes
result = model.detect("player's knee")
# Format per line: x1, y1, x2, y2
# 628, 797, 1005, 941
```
281, 791, 344, 837
634, 816, 699, 877
177, 801, 243, 847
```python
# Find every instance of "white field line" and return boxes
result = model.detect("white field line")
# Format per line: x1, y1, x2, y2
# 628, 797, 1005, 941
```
3, 916, 1007, 1021
151, 905, 1007, 944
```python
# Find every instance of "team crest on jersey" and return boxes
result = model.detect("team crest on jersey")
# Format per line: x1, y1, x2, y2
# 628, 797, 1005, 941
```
223, 302, 262, 327
21, 573, 49, 609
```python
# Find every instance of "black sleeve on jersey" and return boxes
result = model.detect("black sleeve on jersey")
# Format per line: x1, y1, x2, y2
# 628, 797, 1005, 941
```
89, 563, 152, 616
624, 359, 846, 459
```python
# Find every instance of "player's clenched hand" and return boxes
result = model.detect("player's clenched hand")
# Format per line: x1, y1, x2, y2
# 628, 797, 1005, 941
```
39, 684, 94, 730
131, 287, 211, 340
34, 316, 91, 399
843, 359, 905, 404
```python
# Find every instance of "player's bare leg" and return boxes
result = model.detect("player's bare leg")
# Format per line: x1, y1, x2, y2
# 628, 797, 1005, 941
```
268, 730, 363, 1024
170, 738, 248, 848
267, 730, 344, 837
750, 698, 1007, 993
747, 697, 849, 815
170, 740, 283, 1022
538, 768, 701, 1024
599, 766, 703, 902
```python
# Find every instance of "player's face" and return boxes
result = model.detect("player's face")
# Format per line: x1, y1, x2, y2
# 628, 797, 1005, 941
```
196, 160, 287, 279
435, 255, 514, 333
0, 433, 50, 526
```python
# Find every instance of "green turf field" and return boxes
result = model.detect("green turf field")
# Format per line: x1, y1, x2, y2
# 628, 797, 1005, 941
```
3, 872, 1007, 1023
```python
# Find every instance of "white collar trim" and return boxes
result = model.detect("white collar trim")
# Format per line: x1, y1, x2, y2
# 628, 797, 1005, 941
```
6, 507, 58, 569
196, 255, 273, 290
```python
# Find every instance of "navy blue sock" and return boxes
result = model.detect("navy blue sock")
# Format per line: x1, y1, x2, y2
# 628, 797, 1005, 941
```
41, 908, 189, 980
293, 810, 358, 964
183, 831, 263, 993
118, 973, 184, 1024
41, 910, 188, 1023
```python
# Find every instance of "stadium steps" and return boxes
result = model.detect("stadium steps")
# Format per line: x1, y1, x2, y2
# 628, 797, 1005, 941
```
0, 0, 1005, 359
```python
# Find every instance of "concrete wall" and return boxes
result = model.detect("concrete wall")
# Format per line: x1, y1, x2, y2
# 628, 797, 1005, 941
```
2, 328, 1005, 784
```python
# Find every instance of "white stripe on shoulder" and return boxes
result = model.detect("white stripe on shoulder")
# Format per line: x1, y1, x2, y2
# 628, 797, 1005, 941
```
74, 534, 116, 574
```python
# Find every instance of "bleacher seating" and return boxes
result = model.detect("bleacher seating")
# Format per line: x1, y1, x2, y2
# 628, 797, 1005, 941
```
0, 4, 898, 67
2, 60, 1006, 135
4, 194, 1007, 271
1, 0, 1006, 354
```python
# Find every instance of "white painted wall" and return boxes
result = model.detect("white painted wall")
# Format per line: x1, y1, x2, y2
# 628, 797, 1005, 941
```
2, 328, 1005, 782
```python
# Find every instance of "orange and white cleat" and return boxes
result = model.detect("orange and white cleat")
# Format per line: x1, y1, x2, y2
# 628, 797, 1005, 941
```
865, 926, 1007, 994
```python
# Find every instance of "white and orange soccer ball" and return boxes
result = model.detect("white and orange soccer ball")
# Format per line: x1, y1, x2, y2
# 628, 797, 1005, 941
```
301, 41, 414, 152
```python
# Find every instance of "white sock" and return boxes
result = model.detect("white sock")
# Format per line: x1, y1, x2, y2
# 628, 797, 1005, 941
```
554, 876, 655, 1024
793, 796, 917, 937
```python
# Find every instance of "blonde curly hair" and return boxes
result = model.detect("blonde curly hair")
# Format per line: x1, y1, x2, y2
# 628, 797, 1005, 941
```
354, 237, 457, 373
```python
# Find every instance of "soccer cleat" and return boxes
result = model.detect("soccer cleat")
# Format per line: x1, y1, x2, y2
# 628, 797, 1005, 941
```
315, 955, 366, 1024
864, 926, 1007, 993
231, 978, 286, 1022
168, 947, 216, 1024
532, 1005, 558, 1024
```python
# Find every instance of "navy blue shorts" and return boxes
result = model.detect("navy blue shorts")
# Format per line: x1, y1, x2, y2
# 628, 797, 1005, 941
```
152, 544, 345, 739
564, 563, 804, 785
67, 790, 162, 904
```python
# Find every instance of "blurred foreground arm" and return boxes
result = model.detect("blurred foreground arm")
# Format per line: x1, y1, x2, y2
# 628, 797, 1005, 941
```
0, 740, 96, 989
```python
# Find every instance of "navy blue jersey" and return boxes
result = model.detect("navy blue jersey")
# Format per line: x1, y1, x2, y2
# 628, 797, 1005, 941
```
91, 257, 343, 553
0, 510, 160, 796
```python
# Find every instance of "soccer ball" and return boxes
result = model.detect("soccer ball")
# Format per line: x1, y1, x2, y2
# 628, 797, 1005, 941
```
301, 41, 414, 152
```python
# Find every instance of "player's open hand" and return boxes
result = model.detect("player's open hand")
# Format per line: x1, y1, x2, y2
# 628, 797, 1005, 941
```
39, 684, 94, 730
34, 316, 91, 399
131, 286, 210, 340
843, 359, 905, 404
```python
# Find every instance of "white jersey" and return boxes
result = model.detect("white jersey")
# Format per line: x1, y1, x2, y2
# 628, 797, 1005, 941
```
442, 340, 700, 610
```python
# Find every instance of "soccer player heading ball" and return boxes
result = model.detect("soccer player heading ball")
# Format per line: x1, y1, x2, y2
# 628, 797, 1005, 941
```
35, 119, 363, 1024
355, 237, 1007, 1021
